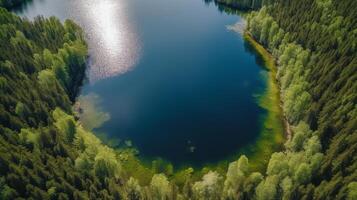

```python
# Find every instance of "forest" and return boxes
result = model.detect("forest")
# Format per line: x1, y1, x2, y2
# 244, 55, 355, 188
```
0, 0, 356, 199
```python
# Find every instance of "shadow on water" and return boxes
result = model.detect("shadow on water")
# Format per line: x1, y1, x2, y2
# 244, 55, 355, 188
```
11, 0, 34, 13
243, 40, 266, 67
202, 0, 255, 15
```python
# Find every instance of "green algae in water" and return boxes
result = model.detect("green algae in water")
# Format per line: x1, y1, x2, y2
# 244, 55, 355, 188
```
239, 33, 285, 171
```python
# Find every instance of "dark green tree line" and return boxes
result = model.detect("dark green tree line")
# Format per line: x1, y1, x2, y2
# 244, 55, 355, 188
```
246, 0, 356, 198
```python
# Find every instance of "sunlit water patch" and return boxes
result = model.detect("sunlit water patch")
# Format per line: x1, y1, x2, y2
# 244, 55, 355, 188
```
76, 0, 141, 82
16, 0, 140, 83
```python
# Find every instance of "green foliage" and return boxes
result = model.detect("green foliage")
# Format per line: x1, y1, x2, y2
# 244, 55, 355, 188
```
126, 177, 143, 200
150, 174, 171, 200
294, 163, 311, 184
93, 146, 121, 179
285, 121, 313, 151
347, 182, 357, 200
15, 102, 26, 117
247, 1, 356, 198
0, 8, 123, 199
223, 155, 248, 199
266, 152, 289, 177
18, 128, 40, 151
0, 177, 17, 200
243, 172, 263, 197
53, 108, 76, 143
255, 175, 279, 200
192, 171, 222, 200
280, 177, 293, 200
37, 69, 56, 88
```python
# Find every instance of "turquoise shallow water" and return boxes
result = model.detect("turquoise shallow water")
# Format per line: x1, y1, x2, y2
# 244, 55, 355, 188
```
17, 0, 272, 166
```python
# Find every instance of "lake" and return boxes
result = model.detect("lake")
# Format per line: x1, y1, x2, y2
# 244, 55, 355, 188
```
16, 0, 283, 167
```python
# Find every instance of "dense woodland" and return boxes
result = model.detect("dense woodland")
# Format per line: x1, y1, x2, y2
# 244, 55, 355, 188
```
0, 0, 356, 199
245, 0, 357, 198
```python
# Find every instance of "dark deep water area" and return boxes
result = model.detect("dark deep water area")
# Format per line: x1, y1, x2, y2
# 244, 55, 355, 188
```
16, 0, 282, 167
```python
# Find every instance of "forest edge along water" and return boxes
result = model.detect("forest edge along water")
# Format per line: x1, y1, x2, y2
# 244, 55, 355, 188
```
244, 32, 291, 140
236, 31, 285, 171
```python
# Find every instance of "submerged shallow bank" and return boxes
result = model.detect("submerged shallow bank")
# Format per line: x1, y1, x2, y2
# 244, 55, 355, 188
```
244, 32, 290, 139
226, 32, 285, 171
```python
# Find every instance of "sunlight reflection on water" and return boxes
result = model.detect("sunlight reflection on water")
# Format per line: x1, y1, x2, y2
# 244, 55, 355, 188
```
73, 0, 140, 83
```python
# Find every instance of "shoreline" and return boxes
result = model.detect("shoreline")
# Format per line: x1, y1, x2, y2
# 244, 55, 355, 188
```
243, 32, 292, 141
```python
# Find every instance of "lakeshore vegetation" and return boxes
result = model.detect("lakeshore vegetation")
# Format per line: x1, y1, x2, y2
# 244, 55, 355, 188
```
0, 0, 356, 199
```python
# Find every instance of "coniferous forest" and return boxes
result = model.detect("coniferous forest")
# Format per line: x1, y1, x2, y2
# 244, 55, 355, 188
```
0, 0, 356, 199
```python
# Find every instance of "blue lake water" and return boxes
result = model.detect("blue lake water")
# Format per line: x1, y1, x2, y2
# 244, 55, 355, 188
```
17, 0, 274, 166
